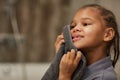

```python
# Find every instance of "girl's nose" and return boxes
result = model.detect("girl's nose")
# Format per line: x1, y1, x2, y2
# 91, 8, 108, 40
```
71, 25, 82, 33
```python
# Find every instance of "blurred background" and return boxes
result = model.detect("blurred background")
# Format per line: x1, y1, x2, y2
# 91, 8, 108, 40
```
0, 0, 120, 80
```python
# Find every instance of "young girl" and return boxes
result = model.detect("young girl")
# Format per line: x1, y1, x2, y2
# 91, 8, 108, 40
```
55, 4, 119, 80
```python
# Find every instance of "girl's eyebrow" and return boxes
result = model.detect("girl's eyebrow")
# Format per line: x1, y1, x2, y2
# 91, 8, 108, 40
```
81, 18, 93, 21
70, 18, 94, 24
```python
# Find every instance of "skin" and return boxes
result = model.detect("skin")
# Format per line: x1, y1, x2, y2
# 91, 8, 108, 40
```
55, 7, 115, 80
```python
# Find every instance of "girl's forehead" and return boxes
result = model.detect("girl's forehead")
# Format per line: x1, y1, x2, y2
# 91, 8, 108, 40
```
76, 8, 100, 17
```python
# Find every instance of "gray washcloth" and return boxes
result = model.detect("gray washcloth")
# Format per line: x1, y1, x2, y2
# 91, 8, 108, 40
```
41, 25, 86, 80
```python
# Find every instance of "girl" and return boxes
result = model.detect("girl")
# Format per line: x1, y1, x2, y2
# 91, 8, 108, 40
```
55, 4, 119, 80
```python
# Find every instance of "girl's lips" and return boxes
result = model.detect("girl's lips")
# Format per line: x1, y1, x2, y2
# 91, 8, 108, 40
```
72, 34, 84, 42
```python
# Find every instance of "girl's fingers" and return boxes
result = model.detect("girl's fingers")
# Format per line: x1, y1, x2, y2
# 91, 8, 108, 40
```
55, 34, 64, 53
61, 54, 67, 63
56, 35, 64, 42
66, 52, 70, 60
74, 51, 82, 64
60, 50, 82, 76
55, 35, 64, 46
55, 40, 64, 53
69, 49, 76, 60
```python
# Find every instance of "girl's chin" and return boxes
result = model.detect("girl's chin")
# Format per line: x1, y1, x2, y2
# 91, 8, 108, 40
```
73, 44, 82, 49
73, 42, 85, 50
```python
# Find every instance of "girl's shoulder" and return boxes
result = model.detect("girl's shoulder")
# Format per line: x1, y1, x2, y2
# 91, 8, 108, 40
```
82, 66, 117, 80
101, 66, 117, 80
81, 56, 117, 80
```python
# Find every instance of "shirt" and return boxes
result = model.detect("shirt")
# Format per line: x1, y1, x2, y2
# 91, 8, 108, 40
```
81, 56, 117, 80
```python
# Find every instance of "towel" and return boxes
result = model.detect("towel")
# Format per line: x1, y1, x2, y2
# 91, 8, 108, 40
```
41, 25, 86, 80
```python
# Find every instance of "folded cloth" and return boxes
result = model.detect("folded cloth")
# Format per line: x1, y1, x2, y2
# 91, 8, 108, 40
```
41, 25, 86, 80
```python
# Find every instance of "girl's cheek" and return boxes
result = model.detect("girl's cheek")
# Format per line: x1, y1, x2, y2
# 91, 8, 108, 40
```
85, 25, 96, 33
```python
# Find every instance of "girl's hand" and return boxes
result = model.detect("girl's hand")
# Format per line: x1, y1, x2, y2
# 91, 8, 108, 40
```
59, 49, 82, 80
54, 34, 64, 53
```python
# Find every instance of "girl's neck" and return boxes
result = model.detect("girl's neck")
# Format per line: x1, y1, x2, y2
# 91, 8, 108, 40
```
83, 47, 107, 66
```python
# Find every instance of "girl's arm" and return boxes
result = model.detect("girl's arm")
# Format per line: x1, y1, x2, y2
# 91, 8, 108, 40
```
59, 49, 82, 80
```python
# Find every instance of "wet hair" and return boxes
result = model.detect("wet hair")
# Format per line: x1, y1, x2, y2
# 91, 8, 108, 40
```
79, 4, 120, 67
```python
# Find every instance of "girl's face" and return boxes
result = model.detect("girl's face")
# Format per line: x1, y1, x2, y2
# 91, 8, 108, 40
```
71, 8, 106, 51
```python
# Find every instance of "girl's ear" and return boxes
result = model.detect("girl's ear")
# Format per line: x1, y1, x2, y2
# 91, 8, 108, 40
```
104, 28, 115, 42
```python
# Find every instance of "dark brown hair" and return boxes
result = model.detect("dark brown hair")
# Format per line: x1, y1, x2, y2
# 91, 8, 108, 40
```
80, 4, 120, 67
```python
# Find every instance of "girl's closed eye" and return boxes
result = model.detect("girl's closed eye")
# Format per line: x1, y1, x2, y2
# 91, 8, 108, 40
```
82, 22, 92, 27
70, 22, 76, 29
70, 25, 75, 29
